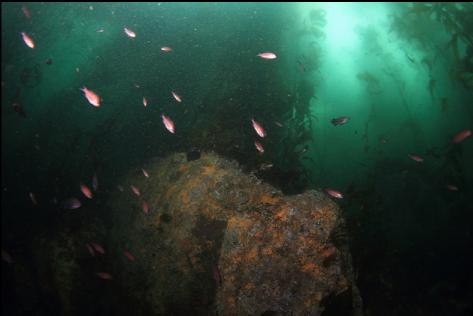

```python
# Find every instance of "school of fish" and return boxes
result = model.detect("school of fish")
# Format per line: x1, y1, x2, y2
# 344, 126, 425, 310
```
9, 5, 472, 287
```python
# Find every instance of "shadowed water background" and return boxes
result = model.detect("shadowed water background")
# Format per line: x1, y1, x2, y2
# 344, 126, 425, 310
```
2, 2, 473, 316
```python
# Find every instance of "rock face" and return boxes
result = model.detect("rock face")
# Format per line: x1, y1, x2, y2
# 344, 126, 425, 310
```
108, 152, 355, 315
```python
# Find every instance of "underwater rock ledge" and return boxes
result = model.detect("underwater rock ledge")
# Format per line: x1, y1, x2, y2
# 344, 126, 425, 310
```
107, 153, 358, 315
108, 152, 358, 315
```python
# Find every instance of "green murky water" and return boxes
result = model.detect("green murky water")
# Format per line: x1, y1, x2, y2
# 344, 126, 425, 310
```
2, 3, 472, 316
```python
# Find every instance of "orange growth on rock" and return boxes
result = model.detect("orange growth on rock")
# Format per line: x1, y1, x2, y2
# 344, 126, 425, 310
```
274, 205, 289, 221
243, 282, 255, 290
246, 246, 259, 262
227, 216, 253, 232
178, 164, 189, 173
301, 262, 321, 275
259, 194, 280, 205
180, 191, 190, 205
201, 165, 217, 175
311, 211, 322, 221
322, 247, 336, 258
226, 297, 236, 309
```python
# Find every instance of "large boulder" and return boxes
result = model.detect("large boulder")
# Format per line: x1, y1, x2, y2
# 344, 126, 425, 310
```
107, 152, 357, 315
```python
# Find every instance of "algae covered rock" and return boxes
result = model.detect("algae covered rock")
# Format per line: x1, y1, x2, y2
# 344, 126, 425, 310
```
108, 152, 356, 315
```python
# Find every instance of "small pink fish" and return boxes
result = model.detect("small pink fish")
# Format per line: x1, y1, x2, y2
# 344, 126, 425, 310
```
251, 118, 266, 138
297, 60, 306, 72
124, 250, 136, 261
131, 185, 140, 196
408, 154, 424, 163
21, 32, 35, 49
92, 173, 98, 191
172, 91, 182, 103
142, 201, 149, 214
452, 129, 472, 144
80, 86, 101, 107
21, 5, 31, 19
257, 52, 277, 60
325, 188, 343, 199
255, 141, 264, 153
446, 184, 459, 191
63, 197, 81, 210
143, 97, 148, 107
91, 242, 105, 254
213, 265, 222, 286
124, 27, 136, 38
162, 114, 175, 134
331, 116, 350, 126
86, 243, 95, 256
96, 272, 112, 280
2, 249, 13, 264
142, 168, 149, 178
80, 183, 93, 199
161, 46, 173, 52
29, 192, 38, 205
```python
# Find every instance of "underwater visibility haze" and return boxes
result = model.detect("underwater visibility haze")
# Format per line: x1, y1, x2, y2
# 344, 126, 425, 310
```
2, 2, 473, 316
